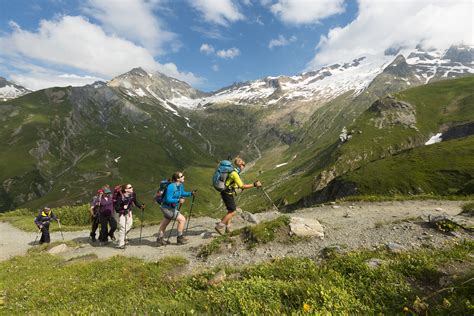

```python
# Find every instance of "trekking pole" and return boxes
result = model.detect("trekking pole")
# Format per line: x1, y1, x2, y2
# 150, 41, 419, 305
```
260, 187, 279, 211
57, 220, 64, 240
123, 212, 127, 250
185, 195, 196, 236
33, 228, 41, 245
139, 206, 145, 244
166, 204, 182, 245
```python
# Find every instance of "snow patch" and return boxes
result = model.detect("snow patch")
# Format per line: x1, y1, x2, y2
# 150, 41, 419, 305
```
114, 156, 121, 163
425, 133, 443, 145
275, 163, 288, 168
134, 88, 146, 97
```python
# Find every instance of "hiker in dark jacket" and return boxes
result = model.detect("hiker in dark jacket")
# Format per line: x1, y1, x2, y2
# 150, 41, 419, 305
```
114, 184, 144, 249
215, 157, 261, 235
89, 189, 103, 242
156, 171, 196, 246
98, 187, 117, 243
34, 206, 59, 244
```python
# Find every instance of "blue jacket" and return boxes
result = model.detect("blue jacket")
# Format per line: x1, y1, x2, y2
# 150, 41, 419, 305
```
163, 183, 192, 209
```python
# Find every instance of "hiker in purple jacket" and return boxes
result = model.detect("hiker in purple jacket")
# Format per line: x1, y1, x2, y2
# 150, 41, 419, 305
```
98, 187, 117, 243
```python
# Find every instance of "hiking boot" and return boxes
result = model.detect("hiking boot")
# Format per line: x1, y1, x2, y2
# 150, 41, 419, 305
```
215, 224, 225, 235
156, 237, 168, 246
225, 225, 232, 234
109, 233, 116, 241
177, 235, 188, 245
90, 233, 96, 242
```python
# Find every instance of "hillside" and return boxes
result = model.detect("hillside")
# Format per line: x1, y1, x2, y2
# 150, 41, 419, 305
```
281, 76, 474, 207
0, 47, 472, 213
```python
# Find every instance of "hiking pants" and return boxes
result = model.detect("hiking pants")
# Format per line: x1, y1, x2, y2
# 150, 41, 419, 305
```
118, 212, 133, 247
99, 214, 117, 242
39, 222, 51, 243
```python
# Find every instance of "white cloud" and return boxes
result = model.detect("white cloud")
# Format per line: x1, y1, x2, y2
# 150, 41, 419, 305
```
308, 0, 474, 69
212, 64, 219, 71
270, 0, 345, 25
0, 16, 202, 88
11, 71, 104, 91
82, 0, 178, 54
268, 35, 296, 49
200, 43, 215, 54
216, 47, 241, 59
189, 0, 244, 26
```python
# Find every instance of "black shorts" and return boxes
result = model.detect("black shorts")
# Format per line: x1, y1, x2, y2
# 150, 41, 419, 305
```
221, 192, 236, 212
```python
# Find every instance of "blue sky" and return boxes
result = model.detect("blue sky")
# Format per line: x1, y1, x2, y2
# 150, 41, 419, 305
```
0, 0, 471, 92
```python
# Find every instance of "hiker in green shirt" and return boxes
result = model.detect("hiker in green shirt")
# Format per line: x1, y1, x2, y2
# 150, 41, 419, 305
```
215, 157, 261, 235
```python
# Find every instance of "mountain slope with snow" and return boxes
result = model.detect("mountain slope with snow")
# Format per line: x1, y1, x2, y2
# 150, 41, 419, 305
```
168, 45, 473, 109
0, 77, 31, 100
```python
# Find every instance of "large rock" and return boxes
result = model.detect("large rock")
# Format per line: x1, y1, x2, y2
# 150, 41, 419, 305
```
240, 211, 259, 224
289, 217, 324, 239
48, 243, 70, 255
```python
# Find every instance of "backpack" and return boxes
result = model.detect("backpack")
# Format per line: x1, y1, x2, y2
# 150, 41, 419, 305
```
212, 160, 235, 192
112, 185, 123, 204
155, 179, 171, 205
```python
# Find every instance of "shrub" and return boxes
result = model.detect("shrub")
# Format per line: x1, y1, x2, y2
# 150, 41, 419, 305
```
460, 201, 474, 216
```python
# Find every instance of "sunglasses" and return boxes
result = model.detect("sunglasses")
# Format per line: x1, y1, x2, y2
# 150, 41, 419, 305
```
126, 186, 133, 189
179, 175, 185, 178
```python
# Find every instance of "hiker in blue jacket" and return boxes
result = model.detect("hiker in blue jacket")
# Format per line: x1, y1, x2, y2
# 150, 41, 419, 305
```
157, 171, 196, 246
34, 206, 59, 244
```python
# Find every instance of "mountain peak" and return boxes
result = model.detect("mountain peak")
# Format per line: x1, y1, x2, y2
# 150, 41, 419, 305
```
0, 77, 31, 100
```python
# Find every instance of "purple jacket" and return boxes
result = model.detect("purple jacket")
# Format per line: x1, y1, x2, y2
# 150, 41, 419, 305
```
98, 196, 114, 216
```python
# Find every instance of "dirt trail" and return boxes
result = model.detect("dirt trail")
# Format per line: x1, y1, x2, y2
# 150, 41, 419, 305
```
0, 200, 472, 272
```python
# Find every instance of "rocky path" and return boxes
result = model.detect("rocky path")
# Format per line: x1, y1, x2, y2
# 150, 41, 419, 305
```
0, 200, 472, 273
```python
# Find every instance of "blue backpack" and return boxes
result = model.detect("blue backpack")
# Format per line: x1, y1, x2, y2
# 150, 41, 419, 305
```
155, 180, 171, 205
212, 160, 235, 192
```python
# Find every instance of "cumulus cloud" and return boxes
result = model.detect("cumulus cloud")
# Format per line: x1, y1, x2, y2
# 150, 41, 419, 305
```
216, 47, 241, 59
82, 0, 178, 55
268, 35, 296, 49
0, 15, 202, 89
11, 70, 104, 91
200, 43, 215, 54
307, 0, 474, 69
189, 0, 244, 26
270, 0, 345, 25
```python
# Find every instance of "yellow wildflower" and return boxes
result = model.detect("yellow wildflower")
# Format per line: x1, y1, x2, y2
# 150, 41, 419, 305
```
303, 303, 311, 312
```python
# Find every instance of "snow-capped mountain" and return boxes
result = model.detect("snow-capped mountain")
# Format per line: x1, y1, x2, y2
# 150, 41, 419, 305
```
166, 45, 473, 109
0, 77, 31, 100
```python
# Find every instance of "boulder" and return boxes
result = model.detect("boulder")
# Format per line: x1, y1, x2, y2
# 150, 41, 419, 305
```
48, 243, 70, 255
240, 211, 259, 224
289, 217, 324, 239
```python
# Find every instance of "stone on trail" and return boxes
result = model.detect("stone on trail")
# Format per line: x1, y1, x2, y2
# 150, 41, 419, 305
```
48, 243, 70, 255
289, 217, 324, 239
385, 242, 406, 253
240, 211, 259, 224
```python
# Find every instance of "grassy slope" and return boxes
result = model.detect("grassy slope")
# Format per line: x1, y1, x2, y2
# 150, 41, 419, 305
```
0, 87, 226, 215
0, 240, 472, 314
342, 135, 474, 196
292, 75, 474, 203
